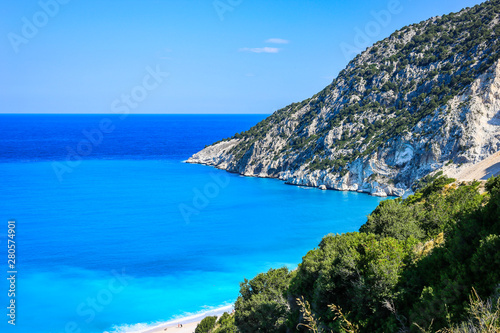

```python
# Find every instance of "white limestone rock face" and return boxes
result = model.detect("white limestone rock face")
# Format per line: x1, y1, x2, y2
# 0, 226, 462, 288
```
186, 140, 239, 169
395, 145, 414, 166
188, 60, 500, 196
187, 5, 500, 197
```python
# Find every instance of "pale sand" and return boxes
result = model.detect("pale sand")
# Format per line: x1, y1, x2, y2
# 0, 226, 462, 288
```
145, 321, 200, 333
140, 305, 233, 333
454, 151, 500, 181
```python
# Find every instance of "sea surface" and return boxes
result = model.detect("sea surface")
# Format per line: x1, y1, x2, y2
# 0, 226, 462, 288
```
0, 114, 386, 333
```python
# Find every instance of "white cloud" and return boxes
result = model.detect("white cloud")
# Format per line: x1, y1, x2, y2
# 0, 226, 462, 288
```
155, 48, 172, 60
265, 38, 289, 44
239, 47, 280, 53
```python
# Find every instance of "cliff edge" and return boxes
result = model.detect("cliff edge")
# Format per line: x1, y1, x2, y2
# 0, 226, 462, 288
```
189, 0, 500, 196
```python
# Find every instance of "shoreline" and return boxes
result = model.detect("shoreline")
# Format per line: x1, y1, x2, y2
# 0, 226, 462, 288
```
184, 160, 399, 198
110, 305, 234, 333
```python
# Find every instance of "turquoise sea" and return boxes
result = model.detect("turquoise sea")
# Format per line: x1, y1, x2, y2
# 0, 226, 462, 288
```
0, 115, 385, 333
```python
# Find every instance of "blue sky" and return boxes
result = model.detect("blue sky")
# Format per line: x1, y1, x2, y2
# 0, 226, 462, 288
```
1, 0, 484, 114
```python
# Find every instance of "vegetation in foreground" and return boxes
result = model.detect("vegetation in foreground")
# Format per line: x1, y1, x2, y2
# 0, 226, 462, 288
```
196, 175, 500, 332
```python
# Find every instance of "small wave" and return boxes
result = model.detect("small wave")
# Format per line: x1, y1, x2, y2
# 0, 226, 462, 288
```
106, 303, 234, 333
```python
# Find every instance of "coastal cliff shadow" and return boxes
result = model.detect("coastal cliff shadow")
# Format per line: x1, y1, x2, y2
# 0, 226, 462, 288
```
482, 161, 500, 180
487, 110, 500, 126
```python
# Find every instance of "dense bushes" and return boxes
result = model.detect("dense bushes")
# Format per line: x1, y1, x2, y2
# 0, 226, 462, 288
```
234, 267, 293, 333
359, 199, 425, 240
195, 316, 218, 333
362, 176, 484, 240
194, 176, 500, 333
397, 177, 500, 332
212, 312, 238, 333
289, 232, 417, 332
195, 0, 500, 328
218, 176, 500, 333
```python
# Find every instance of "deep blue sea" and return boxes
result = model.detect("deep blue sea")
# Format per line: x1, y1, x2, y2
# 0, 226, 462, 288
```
0, 114, 385, 333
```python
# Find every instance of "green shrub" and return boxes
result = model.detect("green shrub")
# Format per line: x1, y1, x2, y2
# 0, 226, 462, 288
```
235, 268, 292, 333
195, 316, 217, 333
360, 199, 425, 240
212, 312, 238, 333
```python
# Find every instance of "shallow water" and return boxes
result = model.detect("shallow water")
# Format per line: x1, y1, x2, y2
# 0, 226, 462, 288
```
0, 115, 385, 332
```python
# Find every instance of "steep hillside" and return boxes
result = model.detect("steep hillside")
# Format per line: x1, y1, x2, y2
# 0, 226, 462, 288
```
188, 0, 500, 196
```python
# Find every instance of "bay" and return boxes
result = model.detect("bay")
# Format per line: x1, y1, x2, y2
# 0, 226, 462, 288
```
0, 115, 385, 333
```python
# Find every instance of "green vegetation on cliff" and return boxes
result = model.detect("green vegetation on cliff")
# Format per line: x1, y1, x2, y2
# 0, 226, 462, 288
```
206, 0, 500, 186
195, 0, 500, 331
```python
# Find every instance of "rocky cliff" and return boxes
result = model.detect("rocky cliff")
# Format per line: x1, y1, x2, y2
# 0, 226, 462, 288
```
188, 0, 500, 197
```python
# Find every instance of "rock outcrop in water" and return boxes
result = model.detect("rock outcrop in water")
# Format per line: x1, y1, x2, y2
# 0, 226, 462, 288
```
188, 0, 500, 196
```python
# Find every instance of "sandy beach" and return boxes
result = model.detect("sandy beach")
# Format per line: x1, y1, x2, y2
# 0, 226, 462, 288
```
145, 321, 200, 333
139, 305, 233, 333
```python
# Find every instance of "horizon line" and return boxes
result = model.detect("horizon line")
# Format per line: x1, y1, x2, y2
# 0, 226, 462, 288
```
0, 113, 272, 115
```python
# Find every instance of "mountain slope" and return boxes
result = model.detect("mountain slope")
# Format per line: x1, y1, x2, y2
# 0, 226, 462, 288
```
188, 0, 500, 196
452, 151, 500, 180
